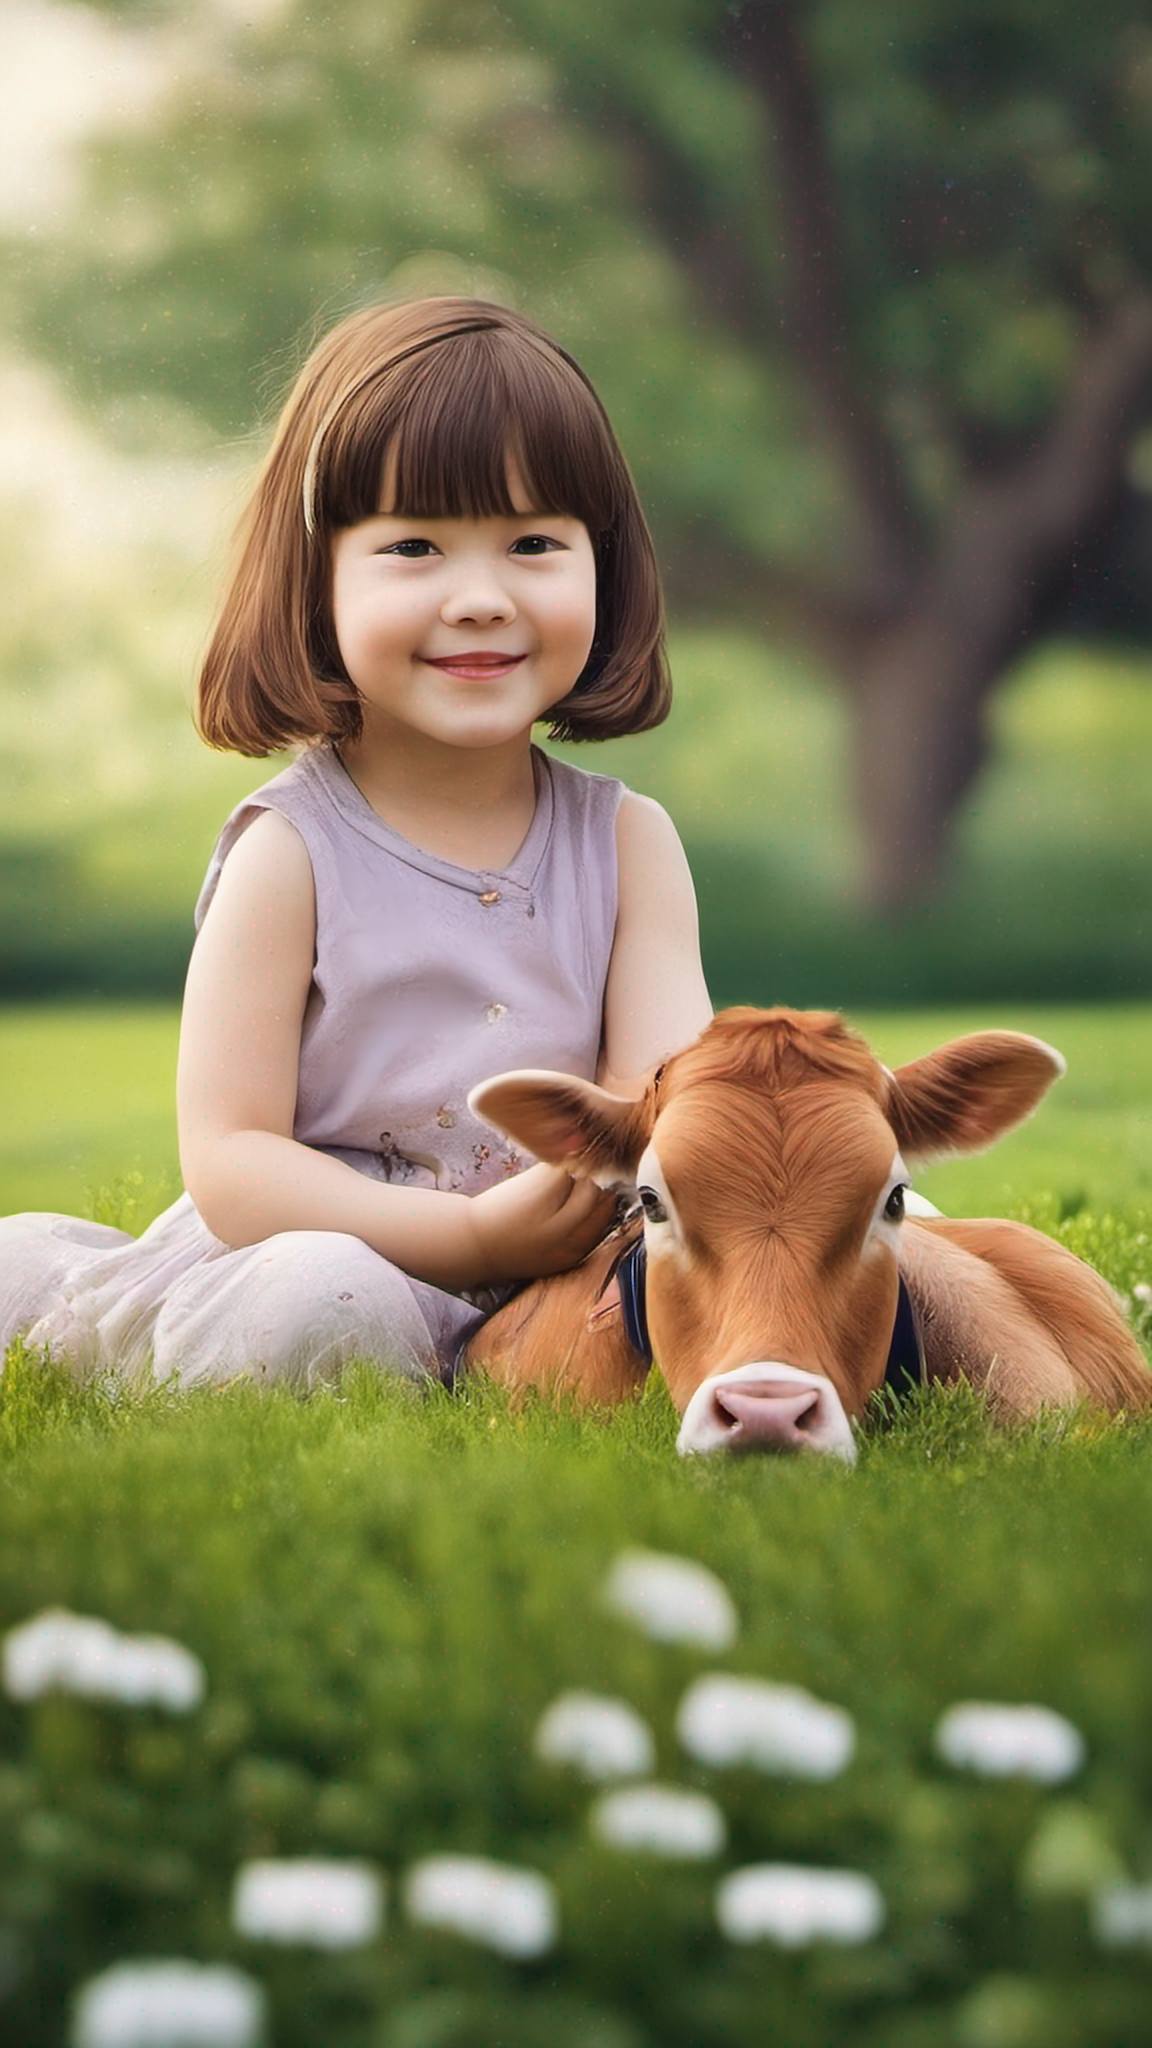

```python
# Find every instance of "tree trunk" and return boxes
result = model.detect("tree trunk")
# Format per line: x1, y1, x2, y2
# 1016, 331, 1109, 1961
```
849, 626, 994, 914
843, 294, 1152, 909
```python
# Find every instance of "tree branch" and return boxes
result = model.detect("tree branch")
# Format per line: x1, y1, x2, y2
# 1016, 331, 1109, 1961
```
584, 91, 776, 352
871, 291, 1152, 687
726, 0, 920, 613
844, 291, 1152, 909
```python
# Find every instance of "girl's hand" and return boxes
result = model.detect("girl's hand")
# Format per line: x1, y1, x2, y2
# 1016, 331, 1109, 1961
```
467, 1163, 618, 1283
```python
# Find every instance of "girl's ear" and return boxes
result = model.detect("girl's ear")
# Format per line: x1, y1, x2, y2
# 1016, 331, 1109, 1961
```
468, 1071, 652, 1187
885, 1033, 1066, 1164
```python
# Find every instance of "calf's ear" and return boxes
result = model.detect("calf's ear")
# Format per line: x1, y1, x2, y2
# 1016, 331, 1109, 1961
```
886, 1033, 1066, 1163
468, 1071, 653, 1186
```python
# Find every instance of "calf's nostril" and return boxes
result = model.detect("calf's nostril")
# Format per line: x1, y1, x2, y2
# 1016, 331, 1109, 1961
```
713, 1389, 742, 1430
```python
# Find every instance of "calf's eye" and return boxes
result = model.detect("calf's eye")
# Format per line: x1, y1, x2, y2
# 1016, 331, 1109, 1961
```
638, 1185, 668, 1224
884, 1185, 906, 1222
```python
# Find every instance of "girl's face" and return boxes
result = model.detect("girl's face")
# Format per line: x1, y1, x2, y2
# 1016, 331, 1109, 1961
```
329, 462, 597, 757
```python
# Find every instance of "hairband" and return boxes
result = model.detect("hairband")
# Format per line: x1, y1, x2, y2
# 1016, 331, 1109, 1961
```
299, 319, 593, 538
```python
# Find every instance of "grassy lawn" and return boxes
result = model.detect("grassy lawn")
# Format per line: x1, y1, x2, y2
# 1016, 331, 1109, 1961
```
5, 1358, 1152, 2046
0, 1004, 182, 1226
3, 1000, 1152, 2045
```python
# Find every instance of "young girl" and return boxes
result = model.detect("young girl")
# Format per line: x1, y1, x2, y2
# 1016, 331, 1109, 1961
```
0, 298, 712, 1389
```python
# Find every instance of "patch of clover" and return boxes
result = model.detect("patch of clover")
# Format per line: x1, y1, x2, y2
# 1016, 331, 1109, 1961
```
0, 1606, 560, 2029
0, 1570, 1136, 2041
532, 1547, 1113, 1951
533, 1546, 888, 1944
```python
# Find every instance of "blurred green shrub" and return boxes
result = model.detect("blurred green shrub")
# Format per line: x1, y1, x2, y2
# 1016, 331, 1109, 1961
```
576, 635, 1152, 1008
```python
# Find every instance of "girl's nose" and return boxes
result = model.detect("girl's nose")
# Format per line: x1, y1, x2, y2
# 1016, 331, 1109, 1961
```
440, 560, 516, 626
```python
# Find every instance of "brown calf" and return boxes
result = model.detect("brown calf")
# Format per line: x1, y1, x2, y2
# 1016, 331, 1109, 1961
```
464, 1009, 1149, 1458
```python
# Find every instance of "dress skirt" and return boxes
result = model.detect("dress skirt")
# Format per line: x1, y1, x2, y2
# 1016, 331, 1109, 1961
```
0, 1194, 488, 1391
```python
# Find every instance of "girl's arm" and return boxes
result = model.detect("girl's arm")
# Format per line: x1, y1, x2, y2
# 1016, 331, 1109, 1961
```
177, 811, 615, 1288
599, 791, 713, 1093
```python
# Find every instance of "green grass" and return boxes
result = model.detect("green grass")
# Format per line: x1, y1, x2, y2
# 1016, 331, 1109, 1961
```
4, 1350, 1152, 2046
0, 1003, 182, 1225
4, 1002, 1152, 2044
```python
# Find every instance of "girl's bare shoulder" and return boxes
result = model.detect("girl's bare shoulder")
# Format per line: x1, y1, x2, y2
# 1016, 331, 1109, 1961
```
201, 806, 315, 927
614, 787, 694, 882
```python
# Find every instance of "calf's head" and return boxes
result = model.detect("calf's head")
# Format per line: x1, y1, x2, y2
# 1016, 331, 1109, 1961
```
469, 1008, 1064, 1460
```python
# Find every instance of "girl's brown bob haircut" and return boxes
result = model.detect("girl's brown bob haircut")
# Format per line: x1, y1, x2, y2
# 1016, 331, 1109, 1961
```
198, 297, 670, 754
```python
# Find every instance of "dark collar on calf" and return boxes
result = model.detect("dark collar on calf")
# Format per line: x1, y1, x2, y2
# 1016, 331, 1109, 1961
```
882, 1275, 925, 1396
616, 1235, 651, 1363
616, 1237, 925, 1402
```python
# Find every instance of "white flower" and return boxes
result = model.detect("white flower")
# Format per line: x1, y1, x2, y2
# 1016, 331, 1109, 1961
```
1092, 1884, 1152, 1948
71, 1960, 264, 2048
533, 1691, 655, 1781
602, 1550, 738, 1651
716, 1864, 885, 1948
677, 1675, 855, 1780
232, 1859, 385, 1949
403, 1855, 557, 1958
1133, 1283, 1152, 1307
4, 1609, 205, 1713
590, 1782, 727, 1859
101, 1634, 204, 1712
934, 1702, 1085, 1783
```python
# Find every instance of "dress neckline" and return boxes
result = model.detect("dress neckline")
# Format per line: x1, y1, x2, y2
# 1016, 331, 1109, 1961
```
309, 742, 556, 896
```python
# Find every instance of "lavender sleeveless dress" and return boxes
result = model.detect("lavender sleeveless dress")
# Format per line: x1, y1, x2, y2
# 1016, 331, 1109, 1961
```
0, 746, 623, 1389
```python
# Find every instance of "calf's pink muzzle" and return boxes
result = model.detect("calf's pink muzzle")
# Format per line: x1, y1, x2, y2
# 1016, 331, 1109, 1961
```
675, 1361, 858, 1464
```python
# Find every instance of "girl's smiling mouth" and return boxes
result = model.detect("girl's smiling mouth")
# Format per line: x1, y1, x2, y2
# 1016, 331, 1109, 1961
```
422, 652, 527, 681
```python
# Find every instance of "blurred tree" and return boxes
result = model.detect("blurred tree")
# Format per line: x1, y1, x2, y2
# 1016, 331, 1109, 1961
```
12, 0, 1152, 908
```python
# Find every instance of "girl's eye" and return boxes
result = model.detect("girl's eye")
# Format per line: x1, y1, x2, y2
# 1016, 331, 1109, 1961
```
381, 538, 438, 558
884, 1185, 906, 1222
638, 1186, 668, 1224
510, 534, 564, 556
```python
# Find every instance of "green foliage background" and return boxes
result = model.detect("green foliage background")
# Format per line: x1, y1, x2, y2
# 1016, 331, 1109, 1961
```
17, 0, 1152, 577
4, 0, 1152, 999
